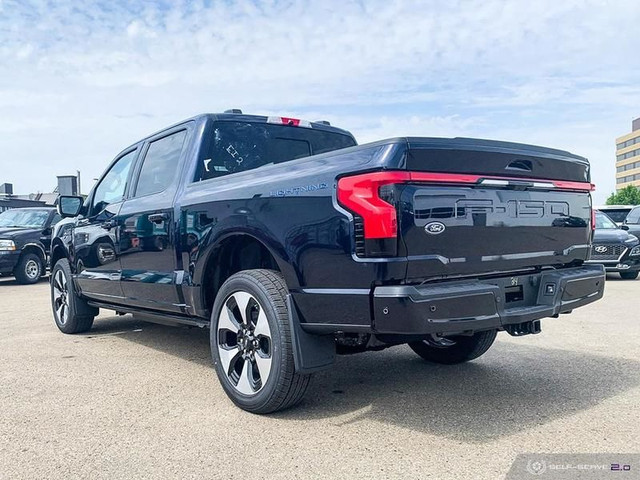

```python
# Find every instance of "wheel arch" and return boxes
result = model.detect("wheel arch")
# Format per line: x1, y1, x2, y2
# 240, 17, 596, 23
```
50, 240, 69, 270
196, 231, 296, 317
20, 243, 47, 265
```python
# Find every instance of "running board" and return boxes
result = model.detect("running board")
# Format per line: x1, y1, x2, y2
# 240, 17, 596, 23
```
86, 301, 210, 328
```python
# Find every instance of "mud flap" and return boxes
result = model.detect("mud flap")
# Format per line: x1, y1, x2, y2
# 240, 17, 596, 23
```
287, 294, 335, 374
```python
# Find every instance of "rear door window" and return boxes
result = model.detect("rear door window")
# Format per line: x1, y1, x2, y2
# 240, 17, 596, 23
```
135, 130, 187, 197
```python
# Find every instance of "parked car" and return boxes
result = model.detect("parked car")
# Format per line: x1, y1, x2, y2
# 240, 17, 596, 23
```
595, 204, 635, 226
623, 205, 640, 238
0, 207, 60, 284
586, 210, 640, 279
50, 112, 605, 413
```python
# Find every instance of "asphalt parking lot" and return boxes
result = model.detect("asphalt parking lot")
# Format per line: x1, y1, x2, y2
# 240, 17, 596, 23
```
1, 275, 639, 480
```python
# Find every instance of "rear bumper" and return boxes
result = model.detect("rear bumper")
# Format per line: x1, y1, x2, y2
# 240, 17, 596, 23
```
293, 265, 605, 336
372, 265, 605, 335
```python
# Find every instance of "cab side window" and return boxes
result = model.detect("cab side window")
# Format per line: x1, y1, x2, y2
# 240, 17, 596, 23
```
50, 214, 62, 226
134, 130, 187, 197
90, 150, 136, 217
626, 207, 640, 224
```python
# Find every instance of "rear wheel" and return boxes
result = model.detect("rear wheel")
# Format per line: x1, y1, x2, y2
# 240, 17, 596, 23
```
408, 329, 498, 365
14, 253, 43, 284
51, 259, 97, 334
620, 271, 639, 280
210, 269, 310, 414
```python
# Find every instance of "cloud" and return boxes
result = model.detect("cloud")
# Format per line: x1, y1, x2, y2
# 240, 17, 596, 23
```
0, 0, 638, 202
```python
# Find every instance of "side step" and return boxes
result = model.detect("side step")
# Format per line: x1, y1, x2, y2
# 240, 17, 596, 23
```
86, 301, 210, 328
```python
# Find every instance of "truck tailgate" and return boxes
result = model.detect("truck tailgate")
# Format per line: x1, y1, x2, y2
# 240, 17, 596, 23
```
401, 185, 591, 279
398, 140, 593, 280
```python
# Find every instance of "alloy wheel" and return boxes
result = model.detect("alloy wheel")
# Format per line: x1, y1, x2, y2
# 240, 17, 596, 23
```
52, 269, 69, 325
217, 291, 273, 396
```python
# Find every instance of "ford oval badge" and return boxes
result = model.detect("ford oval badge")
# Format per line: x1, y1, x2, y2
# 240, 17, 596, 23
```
425, 221, 446, 235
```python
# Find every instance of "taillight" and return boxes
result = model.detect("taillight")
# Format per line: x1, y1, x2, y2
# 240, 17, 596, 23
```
591, 208, 596, 232
267, 116, 312, 128
337, 172, 409, 257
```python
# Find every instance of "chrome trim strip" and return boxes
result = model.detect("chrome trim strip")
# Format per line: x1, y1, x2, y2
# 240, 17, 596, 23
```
299, 288, 370, 295
482, 251, 556, 261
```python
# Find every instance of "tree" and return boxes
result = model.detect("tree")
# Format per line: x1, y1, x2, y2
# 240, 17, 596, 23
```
606, 185, 640, 205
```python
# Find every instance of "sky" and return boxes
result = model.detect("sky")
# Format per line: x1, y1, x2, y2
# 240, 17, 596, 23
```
1, 0, 639, 204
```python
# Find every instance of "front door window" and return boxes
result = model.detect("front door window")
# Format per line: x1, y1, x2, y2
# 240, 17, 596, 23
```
91, 150, 136, 218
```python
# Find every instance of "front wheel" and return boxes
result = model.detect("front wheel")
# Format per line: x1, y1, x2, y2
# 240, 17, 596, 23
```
210, 269, 310, 414
14, 253, 43, 284
620, 271, 639, 280
51, 259, 97, 334
408, 330, 498, 365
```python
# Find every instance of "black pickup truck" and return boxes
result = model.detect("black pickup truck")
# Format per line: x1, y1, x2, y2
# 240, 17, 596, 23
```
0, 207, 60, 284
51, 112, 605, 413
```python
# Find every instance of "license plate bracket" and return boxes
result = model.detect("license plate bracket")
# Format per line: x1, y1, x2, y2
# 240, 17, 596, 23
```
505, 285, 524, 303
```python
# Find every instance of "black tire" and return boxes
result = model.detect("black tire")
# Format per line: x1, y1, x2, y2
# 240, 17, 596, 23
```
620, 271, 639, 280
51, 259, 97, 334
210, 269, 310, 414
14, 252, 43, 284
408, 329, 498, 365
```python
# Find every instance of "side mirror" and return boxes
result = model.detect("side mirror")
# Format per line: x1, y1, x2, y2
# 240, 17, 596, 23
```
58, 196, 83, 218
621, 225, 630, 231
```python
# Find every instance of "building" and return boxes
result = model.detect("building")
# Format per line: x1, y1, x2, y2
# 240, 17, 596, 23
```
0, 183, 47, 212
615, 117, 640, 190
0, 174, 81, 212
0, 196, 47, 213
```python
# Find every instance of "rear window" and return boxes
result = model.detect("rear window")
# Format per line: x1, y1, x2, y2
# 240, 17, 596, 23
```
600, 209, 631, 223
194, 121, 356, 181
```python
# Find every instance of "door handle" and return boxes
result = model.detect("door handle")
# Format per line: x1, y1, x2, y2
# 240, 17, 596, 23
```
148, 212, 169, 224
101, 220, 117, 230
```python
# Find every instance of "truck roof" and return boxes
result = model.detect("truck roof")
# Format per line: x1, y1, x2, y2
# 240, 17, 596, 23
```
132, 112, 355, 147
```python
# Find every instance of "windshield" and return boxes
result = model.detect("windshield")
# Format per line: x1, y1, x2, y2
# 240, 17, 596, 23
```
600, 209, 630, 223
196, 121, 357, 181
0, 209, 50, 228
595, 211, 619, 229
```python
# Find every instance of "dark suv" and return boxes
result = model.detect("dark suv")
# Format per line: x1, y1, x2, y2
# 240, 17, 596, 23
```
623, 205, 640, 238
50, 112, 605, 413
586, 210, 640, 279
0, 207, 60, 284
